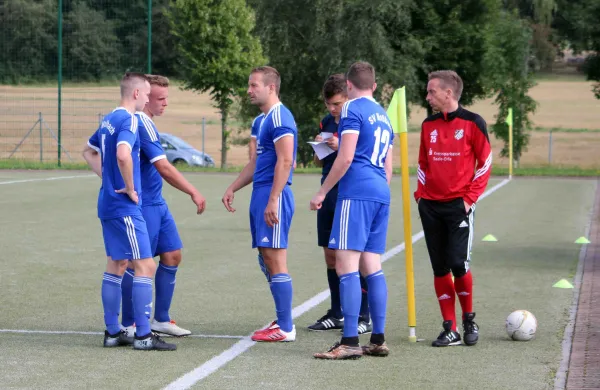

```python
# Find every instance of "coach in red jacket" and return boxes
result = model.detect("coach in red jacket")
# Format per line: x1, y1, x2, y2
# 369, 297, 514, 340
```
414, 70, 492, 348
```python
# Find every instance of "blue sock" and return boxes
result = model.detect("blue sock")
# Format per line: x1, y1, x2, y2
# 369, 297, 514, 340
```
257, 253, 271, 282
121, 268, 135, 327
339, 271, 361, 338
101, 272, 123, 335
366, 270, 388, 335
327, 268, 342, 318
155, 263, 178, 322
269, 273, 293, 332
359, 275, 370, 322
133, 276, 153, 337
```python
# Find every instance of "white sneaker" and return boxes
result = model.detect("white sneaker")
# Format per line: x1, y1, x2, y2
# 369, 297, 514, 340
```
150, 319, 192, 337
121, 325, 136, 340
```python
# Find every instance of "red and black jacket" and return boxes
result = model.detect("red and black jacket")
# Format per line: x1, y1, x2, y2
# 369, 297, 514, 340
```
414, 106, 492, 205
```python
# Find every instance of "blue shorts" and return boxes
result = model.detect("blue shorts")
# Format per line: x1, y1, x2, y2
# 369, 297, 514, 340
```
328, 199, 390, 254
250, 185, 294, 249
142, 203, 183, 257
101, 215, 153, 261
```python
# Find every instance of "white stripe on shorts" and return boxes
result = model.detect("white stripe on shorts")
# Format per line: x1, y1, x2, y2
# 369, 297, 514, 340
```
272, 195, 282, 248
339, 200, 351, 250
277, 195, 282, 247
465, 204, 476, 271
124, 216, 140, 259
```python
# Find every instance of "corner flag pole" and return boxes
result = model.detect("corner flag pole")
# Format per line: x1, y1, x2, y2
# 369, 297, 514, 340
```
506, 108, 513, 179
387, 87, 417, 342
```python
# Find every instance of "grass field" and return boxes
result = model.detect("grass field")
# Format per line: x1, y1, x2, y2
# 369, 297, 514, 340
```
1, 76, 600, 168
0, 171, 596, 389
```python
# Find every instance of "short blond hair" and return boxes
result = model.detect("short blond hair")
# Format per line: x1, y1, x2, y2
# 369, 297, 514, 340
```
120, 72, 148, 98
251, 66, 281, 95
428, 70, 463, 101
145, 74, 170, 87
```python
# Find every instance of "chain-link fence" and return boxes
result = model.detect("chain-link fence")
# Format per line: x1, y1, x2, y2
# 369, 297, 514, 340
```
0, 0, 164, 165
1, 1, 599, 169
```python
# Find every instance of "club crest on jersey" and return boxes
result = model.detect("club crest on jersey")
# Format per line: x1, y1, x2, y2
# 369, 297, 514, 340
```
454, 129, 464, 140
430, 129, 438, 143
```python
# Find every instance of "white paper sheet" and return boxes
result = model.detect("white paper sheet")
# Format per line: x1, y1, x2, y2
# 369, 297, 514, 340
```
307, 141, 335, 160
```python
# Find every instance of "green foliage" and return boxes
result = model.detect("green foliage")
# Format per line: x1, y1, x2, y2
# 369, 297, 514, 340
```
167, 0, 265, 169
0, 0, 177, 83
407, 0, 537, 161
63, 2, 122, 80
553, 0, 600, 98
0, 0, 57, 83
411, 0, 501, 111
502, 0, 557, 71
248, 0, 422, 167
486, 11, 537, 162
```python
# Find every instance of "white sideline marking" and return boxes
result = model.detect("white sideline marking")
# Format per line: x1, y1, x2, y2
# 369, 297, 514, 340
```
165, 178, 512, 390
0, 174, 96, 185
0, 329, 245, 339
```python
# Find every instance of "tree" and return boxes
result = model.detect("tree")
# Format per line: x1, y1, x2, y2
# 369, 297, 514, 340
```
553, 0, 600, 98
409, 0, 537, 162
0, 0, 57, 83
502, 0, 558, 71
485, 12, 537, 163
167, 0, 265, 168
63, 2, 122, 81
410, 0, 502, 114
248, 0, 421, 167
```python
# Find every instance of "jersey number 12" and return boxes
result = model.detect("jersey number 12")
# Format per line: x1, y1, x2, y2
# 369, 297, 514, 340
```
370, 127, 391, 167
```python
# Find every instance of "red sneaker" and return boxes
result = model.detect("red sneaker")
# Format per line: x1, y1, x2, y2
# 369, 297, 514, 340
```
252, 320, 278, 336
251, 324, 296, 342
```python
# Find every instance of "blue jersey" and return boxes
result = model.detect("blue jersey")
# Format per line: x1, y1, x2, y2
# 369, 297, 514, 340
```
319, 114, 339, 182
338, 97, 394, 204
88, 107, 142, 219
250, 114, 264, 139
137, 111, 167, 207
253, 103, 297, 188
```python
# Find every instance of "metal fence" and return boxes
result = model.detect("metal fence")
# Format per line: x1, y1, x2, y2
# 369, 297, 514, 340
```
0, 0, 154, 165
1, 1, 599, 169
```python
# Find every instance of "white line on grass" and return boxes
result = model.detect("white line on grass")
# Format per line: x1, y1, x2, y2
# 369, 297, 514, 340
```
0, 174, 96, 185
165, 178, 512, 390
0, 329, 244, 339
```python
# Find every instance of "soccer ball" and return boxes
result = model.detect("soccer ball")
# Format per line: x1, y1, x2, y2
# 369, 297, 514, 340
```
506, 310, 537, 341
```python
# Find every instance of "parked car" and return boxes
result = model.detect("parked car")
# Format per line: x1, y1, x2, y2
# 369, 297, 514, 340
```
159, 133, 215, 167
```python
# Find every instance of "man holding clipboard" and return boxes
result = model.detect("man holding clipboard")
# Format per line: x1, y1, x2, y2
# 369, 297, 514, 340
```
307, 74, 372, 334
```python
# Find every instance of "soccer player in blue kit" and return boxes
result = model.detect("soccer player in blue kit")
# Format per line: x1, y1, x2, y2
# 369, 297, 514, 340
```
82, 72, 176, 351
118, 74, 207, 338
222, 66, 298, 342
311, 62, 393, 360
308, 74, 372, 334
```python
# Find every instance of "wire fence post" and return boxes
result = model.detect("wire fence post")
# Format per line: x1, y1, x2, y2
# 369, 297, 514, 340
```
57, 0, 63, 167
548, 130, 553, 165
147, 0, 152, 74
202, 117, 205, 156
39, 112, 43, 162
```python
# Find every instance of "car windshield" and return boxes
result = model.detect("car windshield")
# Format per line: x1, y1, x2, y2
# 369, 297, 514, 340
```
164, 136, 195, 150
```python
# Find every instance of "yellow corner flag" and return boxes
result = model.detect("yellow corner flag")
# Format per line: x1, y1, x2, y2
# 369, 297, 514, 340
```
505, 108, 513, 127
386, 87, 417, 342
506, 108, 513, 178
387, 90, 405, 133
